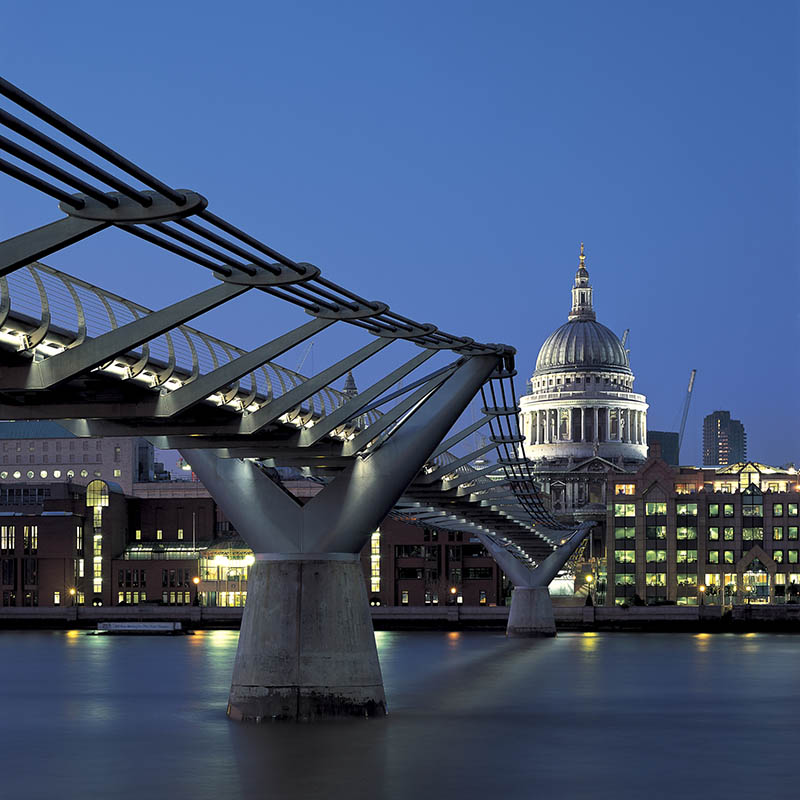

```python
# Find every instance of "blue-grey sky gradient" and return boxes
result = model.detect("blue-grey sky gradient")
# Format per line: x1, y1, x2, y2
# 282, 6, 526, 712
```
2, 0, 797, 465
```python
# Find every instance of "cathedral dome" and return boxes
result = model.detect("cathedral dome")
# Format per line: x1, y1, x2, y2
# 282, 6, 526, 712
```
519, 243, 649, 478
535, 319, 630, 375
533, 242, 630, 376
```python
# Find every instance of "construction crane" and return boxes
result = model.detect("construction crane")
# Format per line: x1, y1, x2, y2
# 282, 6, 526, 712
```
677, 369, 697, 461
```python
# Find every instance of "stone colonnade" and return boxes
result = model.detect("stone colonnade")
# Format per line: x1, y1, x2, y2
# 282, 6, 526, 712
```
529, 407, 646, 445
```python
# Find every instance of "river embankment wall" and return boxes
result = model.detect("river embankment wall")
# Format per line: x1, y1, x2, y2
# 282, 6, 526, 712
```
2, 604, 800, 632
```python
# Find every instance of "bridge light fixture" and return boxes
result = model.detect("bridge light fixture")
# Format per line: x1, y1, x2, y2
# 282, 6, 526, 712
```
192, 576, 200, 585
449, 586, 457, 595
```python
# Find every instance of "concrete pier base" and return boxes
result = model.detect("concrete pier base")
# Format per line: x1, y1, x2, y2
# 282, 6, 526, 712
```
226, 555, 386, 722
506, 586, 556, 637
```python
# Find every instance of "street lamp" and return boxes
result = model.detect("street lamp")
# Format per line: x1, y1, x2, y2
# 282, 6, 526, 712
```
585, 573, 595, 605
698, 584, 706, 607
69, 587, 77, 622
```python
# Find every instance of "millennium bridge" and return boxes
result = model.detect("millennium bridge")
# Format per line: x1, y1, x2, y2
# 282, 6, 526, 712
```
0, 77, 589, 720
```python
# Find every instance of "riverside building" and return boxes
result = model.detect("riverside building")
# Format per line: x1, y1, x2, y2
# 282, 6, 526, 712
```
0, 463, 508, 610
0, 421, 156, 495
605, 459, 800, 606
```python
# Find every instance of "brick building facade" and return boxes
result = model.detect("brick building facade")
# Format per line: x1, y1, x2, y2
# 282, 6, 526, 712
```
0, 477, 510, 610
605, 459, 800, 606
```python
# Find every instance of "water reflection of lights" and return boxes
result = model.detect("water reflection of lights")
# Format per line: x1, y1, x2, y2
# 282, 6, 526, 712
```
580, 632, 598, 652
208, 629, 238, 649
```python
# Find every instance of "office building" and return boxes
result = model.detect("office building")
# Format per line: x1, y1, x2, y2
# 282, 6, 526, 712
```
605, 460, 800, 607
703, 410, 746, 466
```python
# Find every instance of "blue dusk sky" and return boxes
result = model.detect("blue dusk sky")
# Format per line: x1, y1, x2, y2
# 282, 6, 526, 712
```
1, 1, 798, 466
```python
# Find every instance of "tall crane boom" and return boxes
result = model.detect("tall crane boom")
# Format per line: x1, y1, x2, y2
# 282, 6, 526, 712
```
677, 369, 697, 461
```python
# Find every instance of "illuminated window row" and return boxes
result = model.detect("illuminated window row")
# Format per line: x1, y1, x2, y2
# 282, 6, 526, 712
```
0, 468, 119, 480
370, 531, 380, 593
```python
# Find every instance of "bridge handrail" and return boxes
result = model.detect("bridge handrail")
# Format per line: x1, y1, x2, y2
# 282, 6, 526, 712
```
0, 76, 558, 536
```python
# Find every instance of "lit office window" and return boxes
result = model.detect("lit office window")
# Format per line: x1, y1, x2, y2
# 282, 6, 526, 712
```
23, 526, 38, 554
0, 526, 14, 552
93, 534, 103, 593
370, 531, 380, 593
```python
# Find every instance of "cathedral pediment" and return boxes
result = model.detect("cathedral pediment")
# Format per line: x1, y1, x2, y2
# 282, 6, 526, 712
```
568, 456, 626, 474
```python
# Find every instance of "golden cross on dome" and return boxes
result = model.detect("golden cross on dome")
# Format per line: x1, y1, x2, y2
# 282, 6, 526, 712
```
579, 241, 585, 267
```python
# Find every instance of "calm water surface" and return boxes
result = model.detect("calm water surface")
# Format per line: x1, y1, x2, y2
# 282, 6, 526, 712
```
0, 630, 797, 799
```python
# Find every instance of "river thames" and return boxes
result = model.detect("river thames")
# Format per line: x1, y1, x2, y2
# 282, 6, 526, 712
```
0, 630, 795, 799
